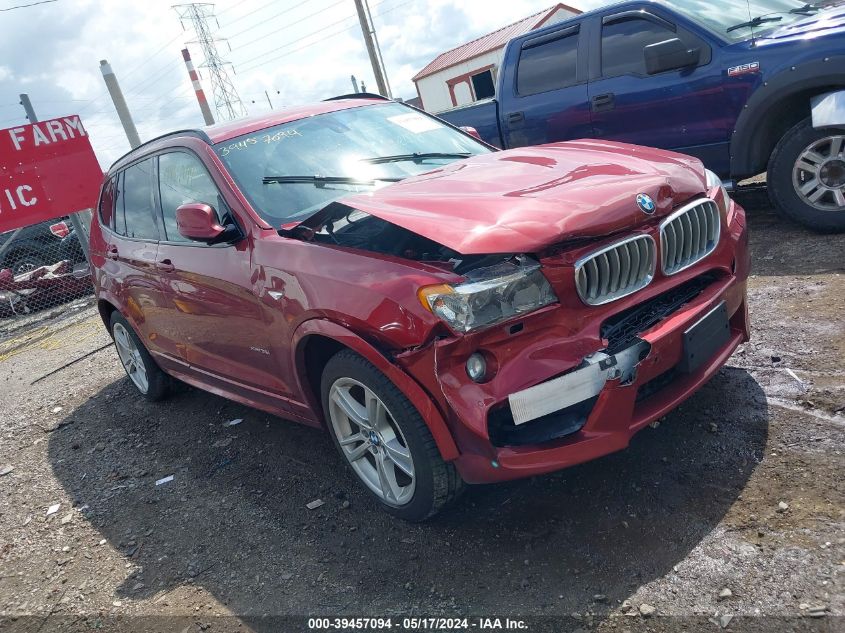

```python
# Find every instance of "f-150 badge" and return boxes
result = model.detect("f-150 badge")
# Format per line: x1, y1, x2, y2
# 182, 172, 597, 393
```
728, 62, 760, 77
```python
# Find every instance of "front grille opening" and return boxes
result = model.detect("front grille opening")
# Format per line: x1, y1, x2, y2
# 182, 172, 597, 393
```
575, 235, 656, 305
661, 199, 721, 275
488, 397, 597, 447
637, 366, 679, 403
601, 272, 718, 355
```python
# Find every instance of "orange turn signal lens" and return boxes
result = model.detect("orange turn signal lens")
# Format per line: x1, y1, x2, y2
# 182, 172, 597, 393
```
417, 284, 454, 312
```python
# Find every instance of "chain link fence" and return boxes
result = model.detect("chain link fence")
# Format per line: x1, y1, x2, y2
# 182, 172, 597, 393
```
0, 211, 94, 349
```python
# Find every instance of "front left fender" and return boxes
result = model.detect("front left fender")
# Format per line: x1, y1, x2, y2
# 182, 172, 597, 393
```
291, 319, 460, 462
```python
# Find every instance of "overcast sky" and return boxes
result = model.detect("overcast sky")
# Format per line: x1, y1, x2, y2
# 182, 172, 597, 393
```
0, 0, 606, 167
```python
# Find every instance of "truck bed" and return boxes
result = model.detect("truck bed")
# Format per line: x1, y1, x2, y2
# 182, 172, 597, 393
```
436, 99, 502, 148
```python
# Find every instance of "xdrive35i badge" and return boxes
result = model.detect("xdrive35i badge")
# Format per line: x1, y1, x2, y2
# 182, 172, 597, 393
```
636, 193, 655, 214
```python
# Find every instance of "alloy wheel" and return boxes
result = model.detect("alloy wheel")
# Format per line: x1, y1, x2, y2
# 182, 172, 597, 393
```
327, 377, 415, 507
792, 134, 845, 211
112, 322, 149, 394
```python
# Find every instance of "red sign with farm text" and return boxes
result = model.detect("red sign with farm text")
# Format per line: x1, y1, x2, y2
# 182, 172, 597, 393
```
0, 115, 102, 233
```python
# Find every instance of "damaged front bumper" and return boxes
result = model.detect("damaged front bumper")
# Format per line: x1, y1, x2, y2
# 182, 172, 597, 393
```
395, 202, 751, 484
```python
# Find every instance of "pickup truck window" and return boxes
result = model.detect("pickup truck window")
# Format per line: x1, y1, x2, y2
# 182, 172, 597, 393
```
517, 31, 579, 97
601, 17, 678, 78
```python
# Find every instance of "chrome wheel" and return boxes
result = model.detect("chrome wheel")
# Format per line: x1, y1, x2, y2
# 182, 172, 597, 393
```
792, 134, 845, 211
113, 322, 149, 394
328, 377, 415, 507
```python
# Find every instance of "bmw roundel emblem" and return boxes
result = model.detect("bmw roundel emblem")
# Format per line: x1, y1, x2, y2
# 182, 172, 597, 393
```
636, 193, 656, 214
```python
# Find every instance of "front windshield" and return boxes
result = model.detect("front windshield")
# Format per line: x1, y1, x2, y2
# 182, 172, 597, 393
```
216, 102, 491, 225
668, 0, 822, 41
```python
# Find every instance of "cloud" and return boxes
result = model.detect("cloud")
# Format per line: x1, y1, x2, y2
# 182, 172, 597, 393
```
0, 0, 606, 168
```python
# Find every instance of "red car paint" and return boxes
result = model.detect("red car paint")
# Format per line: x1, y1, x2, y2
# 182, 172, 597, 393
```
90, 98, 749, 485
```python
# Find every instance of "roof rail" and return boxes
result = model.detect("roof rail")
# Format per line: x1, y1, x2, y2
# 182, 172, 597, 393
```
323, 92, 391, 102
108, 129, 213, 172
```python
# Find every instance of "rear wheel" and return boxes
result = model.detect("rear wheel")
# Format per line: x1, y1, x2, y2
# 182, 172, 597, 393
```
768, 117, 845, 232
109, 311, 170, 401
321, 350, 464, 521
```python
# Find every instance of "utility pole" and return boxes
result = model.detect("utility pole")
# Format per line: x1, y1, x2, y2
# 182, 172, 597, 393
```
18, 94, 90, 262
353, 0, 391, 97
99, 60, 142, 149
174, 3, 247, 121
181, 48, 215, 125
19, 93, 37, 122
264, 90, 273, 109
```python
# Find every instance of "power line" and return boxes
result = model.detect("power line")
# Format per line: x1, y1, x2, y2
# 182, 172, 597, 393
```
0, 0, 57, 11
119, 32, 186, 83
237, 0, 408, 74
227, 0, 345, 45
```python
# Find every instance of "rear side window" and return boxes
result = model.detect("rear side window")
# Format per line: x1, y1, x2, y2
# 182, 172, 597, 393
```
157, 151, 222, 242
516, 31, 579, 96
115, 159, 158, 240
98, 178, 116, 229
601, 17, 677, 78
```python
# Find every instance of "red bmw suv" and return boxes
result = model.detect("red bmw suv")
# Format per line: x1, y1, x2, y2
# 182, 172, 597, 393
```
91, 96, 750, 520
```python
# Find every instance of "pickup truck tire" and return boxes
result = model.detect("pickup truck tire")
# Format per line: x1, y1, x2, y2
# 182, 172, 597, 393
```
321, 349, 464, 521
768, 117, 845, 232
109, 311, 170, 402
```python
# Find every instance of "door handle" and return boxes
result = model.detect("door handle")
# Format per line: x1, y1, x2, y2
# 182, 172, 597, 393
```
591, 93, 615, 112
156, 259, 175, 273
507, 111, 524, 124
106, 246, 119, 260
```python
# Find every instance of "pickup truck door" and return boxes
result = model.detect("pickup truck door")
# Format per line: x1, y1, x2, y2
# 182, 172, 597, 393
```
500, 24, 592, 148
587, 8, 728, 171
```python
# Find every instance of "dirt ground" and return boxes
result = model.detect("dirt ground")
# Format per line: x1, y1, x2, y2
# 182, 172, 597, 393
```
0, 202, 842, 633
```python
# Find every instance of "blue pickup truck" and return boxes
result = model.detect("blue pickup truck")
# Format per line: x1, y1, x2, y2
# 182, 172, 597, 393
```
438, 0, 845, 232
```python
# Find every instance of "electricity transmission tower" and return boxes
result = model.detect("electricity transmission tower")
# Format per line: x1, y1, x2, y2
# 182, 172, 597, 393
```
173, 3, 248, 120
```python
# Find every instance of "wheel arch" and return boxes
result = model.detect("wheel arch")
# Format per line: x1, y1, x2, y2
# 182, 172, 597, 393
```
292, 319, 460, 462
97, 298, 119, 331
730, 58, 845, 180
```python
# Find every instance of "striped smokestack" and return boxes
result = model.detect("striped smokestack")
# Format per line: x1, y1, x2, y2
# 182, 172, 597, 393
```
182, 47, 215, 126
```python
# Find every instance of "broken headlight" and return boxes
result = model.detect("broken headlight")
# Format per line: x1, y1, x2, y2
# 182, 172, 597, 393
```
418, 257, 557, 333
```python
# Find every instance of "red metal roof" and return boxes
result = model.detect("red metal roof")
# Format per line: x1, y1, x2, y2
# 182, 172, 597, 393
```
411, 3, 581, 82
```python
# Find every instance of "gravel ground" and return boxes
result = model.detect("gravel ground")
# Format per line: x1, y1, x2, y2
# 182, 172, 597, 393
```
0, 203, 842, 633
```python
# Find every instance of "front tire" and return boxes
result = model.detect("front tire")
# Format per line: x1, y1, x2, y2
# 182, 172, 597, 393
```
109, 311, 170, 401
767, 117, 845, 232
321, 350, 464, 521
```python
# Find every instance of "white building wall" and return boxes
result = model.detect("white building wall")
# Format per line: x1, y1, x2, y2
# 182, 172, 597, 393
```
415, 6, 578, 114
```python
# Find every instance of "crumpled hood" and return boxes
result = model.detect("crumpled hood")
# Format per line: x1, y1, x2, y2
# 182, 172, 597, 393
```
340, 140, 707, 255
756, 6, 845, 43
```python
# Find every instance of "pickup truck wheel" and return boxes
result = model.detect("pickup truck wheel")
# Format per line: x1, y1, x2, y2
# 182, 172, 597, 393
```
321, 350, 464, 521
109, 312, 170, 401
768, 117, 845, 232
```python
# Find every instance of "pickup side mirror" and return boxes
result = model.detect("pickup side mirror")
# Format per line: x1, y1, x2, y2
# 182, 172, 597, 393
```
176, 203, 233, 244
460, 126, 482, 141
644, 38, 700, 75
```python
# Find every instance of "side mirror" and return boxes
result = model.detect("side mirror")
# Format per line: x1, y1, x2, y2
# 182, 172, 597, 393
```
460, 126, 482, 141
644, 38, 700, 75
176, 203, 227, 243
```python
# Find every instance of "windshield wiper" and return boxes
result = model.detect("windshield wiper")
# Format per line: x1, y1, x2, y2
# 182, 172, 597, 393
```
788, 3, 820, 14
262, 175, 403, 187
726, 14, 783, 32
361, 152, 472, 165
